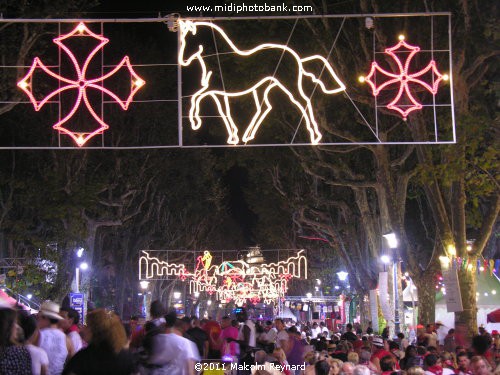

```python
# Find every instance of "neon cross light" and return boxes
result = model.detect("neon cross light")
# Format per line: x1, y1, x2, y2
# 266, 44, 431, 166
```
17, 22, 145, 146
178, 19, 345, 145
360, 35, 448, 120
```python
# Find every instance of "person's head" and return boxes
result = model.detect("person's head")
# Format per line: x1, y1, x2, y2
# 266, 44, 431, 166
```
478, 326, 486, 335
347, 352, 359, 365
341, 361, 355, 375
315, 360, 331, 375
380, 355, 396, 372
18, 312, 38, 343
372, 336, 385, 350
274, 318, 285, 331
0, 307, 17, 347
179, 316, 191, 333
405, 345, 417, 358
304, 351, 318, 365
426, 324, 434, 333
329, 358, 343, 375
346, 323, 353, 331
236, 309, 247, 322
424, 354, 439, 368
84, 309, 127, 354
447, 328, 455, 335
231, 319, 239, 328
359, 349, 371, 364
427, 346, 438, 355
273, 347, 286, 362
149, 300, 165, 319
37, 300, 63, 328
406, 367, 425, 375
254, 350, 267, 365
221, 316, 231, 329
456, 352, 470, 371
59, 307, 80, 331
440, 351, 456, 369
416, 346, 427, 356
164, 310, 177, 328
470, 356, 491, 375
455, 346, 466, 355
353, 365, 370, 375
471, 335, 490, 355
397, 332, 404, 339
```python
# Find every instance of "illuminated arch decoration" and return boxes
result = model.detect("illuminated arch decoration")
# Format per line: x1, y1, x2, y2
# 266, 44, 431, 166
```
17, 22, 145, 146
359, 35, 448, 120
178, 19, 345, 145
139, 249, 307, 304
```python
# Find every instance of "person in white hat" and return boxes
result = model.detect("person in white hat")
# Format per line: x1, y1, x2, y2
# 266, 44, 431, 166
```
36, 300, 74, 375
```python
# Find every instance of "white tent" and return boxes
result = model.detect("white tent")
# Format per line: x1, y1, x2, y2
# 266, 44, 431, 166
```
435, 271, 500, 332
278, 306, 297, 321
402, 272, 500, 332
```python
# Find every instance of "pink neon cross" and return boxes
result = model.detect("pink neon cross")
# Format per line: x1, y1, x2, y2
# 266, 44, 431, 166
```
363, 38, 446, 120
17, 22, 145, 146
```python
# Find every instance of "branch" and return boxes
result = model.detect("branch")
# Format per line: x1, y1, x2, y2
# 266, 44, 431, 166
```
470, 193, 500, 256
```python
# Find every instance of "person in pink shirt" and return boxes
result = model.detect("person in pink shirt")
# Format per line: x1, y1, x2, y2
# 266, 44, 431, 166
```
219, 317, 239, 364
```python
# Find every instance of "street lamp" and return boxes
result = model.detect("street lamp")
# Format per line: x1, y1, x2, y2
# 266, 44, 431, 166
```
383, 232, 400, 334
140, 281, 149, 318
75, 262, 89, 293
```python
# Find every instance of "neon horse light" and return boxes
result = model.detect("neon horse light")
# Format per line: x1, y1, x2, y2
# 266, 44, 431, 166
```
178, 20, 346, 145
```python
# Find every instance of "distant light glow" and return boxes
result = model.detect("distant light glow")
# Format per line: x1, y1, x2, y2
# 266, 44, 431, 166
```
76, 248, 84, 258
362, 37, 446, 120
381, 255, 391, 264
337, 271, 349, 281
27, 294, 33, 300
178, 19, 345, 145
383, 233, 398, 249
140, 280, 149, 290
79, 262, 89, 270
17, 22, 144, 146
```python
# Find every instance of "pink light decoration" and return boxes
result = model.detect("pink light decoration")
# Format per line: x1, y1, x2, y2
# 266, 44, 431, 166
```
361, 36, 447, 120
17, 22, 145, 146
139, 249, 307, 304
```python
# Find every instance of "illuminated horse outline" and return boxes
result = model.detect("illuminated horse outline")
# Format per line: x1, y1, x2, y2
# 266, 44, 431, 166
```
178, 19, 346, 145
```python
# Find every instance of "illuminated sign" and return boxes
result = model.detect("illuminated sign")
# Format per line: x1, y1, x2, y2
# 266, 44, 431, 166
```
360, 35, 448, 120
139, 249, 307, 304
178, 19, 345, 145
17, 22, 145, 146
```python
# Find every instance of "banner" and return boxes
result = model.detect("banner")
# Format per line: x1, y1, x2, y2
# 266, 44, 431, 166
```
369, 289, 379, 332
379, 272, 394, 321
442, 268, 463, 312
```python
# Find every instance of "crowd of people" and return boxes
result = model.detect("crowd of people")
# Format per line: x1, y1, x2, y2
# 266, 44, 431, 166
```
0, 299, 499, 375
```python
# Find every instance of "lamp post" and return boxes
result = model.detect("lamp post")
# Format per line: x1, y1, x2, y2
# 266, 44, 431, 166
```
306, 292, 313, 321
75, 262, 88, 293
383, 232, 400, 335
140, 281, 149, 318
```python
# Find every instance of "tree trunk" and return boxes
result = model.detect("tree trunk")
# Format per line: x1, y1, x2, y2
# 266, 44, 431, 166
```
455, 259, 478, 336
413, 272, 437, 326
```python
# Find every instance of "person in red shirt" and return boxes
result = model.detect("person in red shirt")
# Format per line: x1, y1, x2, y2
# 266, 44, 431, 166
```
370, 336, 399, 373
202, 318, 222, 359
